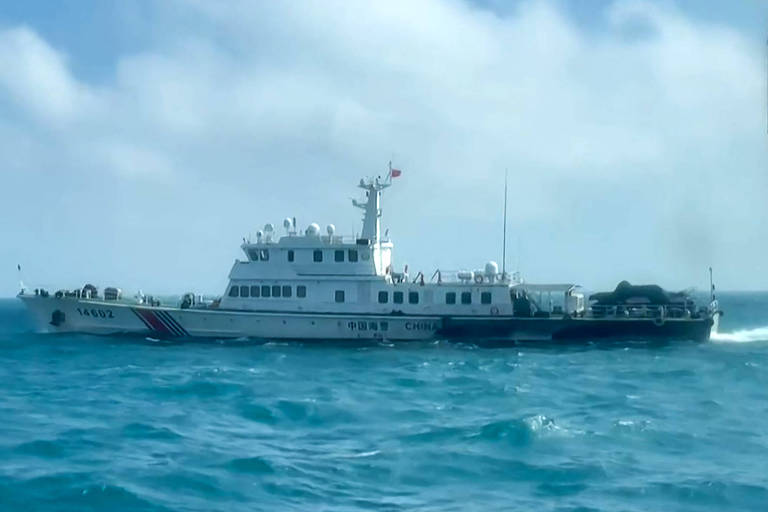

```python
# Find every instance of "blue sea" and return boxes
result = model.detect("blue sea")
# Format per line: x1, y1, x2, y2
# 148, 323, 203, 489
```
1, 294, 767, 512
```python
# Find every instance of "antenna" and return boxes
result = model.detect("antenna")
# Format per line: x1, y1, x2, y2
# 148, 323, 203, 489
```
709, 266, 715, 301
17, 263, 25, 294
502, 169, 508, 277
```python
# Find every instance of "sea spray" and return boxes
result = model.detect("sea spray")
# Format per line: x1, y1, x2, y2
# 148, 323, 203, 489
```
711, 326, 768, 343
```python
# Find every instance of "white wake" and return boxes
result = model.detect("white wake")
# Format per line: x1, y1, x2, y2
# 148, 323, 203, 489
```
711, 326, 768, 343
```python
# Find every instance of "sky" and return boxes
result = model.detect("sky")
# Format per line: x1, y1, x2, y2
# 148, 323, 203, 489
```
1, 0, 767, 297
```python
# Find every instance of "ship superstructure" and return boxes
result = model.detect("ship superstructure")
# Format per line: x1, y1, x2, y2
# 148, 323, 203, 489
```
222, 175, 514, 318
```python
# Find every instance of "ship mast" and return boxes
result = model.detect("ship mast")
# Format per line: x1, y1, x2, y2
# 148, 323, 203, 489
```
353, 175, 390, 242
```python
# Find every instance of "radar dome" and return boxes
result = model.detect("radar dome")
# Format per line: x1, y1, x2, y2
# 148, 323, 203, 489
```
326, 224, 336, 236
283, 218, 292, 230
485, 261, 499, 276
264, 223, 274, 233
305, 223, 321, 237
256, 230, 263, 241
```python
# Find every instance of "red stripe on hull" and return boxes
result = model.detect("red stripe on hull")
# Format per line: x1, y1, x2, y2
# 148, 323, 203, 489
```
136, 309, 171, 335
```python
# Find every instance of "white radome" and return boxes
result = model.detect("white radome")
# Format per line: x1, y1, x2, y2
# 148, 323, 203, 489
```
306, 223, 321, 237
485, 261, 499, 277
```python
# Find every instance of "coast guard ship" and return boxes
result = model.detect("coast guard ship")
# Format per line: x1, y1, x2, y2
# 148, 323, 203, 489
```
18, 168, 721, 342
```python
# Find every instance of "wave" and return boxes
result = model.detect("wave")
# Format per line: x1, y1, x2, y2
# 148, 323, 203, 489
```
0, 472, 170, 512
14, 439, 65, 458
401, 414, 570, 448
711, 326, 768, 343
224, 456, 275, 475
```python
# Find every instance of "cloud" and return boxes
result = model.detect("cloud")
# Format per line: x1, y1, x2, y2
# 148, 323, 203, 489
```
0, 0, 766, 296
0, 27, 79, 121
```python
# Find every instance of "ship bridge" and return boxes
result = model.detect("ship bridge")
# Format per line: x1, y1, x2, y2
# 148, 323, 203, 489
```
230, 174, 395, 283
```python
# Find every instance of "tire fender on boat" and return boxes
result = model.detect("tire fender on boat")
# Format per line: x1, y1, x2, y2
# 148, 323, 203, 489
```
50, 310, 65, 327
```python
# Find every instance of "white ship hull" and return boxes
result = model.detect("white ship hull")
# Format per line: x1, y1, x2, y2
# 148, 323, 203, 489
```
19, 295, 441, 341
19, 294, 717, 343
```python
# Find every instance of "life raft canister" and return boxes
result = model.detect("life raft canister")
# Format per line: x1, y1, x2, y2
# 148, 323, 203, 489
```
474, 274, 484, 284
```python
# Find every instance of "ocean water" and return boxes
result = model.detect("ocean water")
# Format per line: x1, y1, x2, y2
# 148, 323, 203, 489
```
0, 293, 767, 512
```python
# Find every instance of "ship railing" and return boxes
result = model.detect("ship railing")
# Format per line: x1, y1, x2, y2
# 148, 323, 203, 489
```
245, 234, 392, 246
426, 269, 519, 285
588, 304, 694, 319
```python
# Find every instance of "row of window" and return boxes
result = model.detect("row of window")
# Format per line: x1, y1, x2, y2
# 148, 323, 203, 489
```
249, 248, 369, 263
229, 284, 307, 299
230, 285, 494, 305
376, 290, 419, 304
317, 249, 361, 263
333, 290, 417, 304
248, 249, 270, 261
449, 291, 493, 305
375, 290, 493, 305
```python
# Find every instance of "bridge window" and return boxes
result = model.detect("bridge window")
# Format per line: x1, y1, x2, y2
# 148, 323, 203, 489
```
297, 285, 307, 298
446, 292, 456, 304
378, 291, 388, 304
240, 285, 249, 298
335, 250, 344, 262
287, 250, 294, 262
260, 249, 269, 261
335, 290, 345, 303
282, 285, 292, 297
229, 286, 239, 297
461, 291, 472, 304
481, 291, 492, 304
261, 285, 270, 298
313, 250, 323, 262
380, 321, 389, 331
348, 249, 358, 262
272, 285, 281, 297
408, 291, 419, 304
250, 285, 260, 297
248, 249, 259, 261
393, 291, 403, 304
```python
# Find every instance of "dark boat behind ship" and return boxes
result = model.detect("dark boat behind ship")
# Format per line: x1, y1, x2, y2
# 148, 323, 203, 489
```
440, 281, 720, 342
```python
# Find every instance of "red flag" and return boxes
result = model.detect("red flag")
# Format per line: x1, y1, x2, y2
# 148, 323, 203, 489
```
390, 168, 402, 178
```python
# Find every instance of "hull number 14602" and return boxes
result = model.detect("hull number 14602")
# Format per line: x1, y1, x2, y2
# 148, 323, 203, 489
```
77, 308, 114, 319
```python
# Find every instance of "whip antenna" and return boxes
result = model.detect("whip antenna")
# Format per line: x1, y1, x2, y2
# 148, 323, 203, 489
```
502, 169, 508, 278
